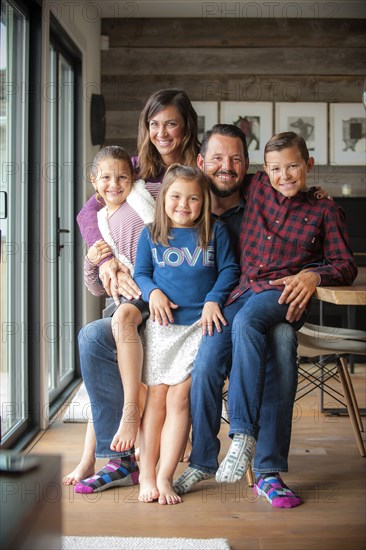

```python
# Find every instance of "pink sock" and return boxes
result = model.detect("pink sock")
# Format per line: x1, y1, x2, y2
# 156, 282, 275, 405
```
254, 473, 303, 508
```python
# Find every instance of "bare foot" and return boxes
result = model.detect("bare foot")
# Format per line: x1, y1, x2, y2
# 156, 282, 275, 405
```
135, 447, 140, 461
157, 478, 182, 505
63, 459, 95, 485
138, 477, 159, 503
110, 412, 140, 452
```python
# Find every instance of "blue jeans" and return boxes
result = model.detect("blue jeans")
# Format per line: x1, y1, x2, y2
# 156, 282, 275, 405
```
78, 318, 126, 459
189, 290, 299, 474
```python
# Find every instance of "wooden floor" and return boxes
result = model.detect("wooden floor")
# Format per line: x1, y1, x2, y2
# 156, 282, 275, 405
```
28, 365, 366, 550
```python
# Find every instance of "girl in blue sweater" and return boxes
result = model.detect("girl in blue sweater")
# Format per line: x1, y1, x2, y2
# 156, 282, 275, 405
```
134, 164, 239, 505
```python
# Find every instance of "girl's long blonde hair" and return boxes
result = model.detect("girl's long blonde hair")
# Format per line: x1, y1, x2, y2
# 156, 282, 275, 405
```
150, 164, 212, 249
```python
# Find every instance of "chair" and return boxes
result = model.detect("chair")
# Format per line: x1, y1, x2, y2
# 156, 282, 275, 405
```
296, 322, 366, 457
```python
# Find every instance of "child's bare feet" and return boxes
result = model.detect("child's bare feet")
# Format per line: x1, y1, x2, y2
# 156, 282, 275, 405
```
157, 478, 182, 505
63, 458, 95, 485
110, 410, 140, 452
138, 477, 159, 502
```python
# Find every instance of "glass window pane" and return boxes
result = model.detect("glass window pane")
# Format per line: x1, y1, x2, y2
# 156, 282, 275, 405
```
47, 45, 58, 393
58, 54, 75, 382
0, 0, 29, 441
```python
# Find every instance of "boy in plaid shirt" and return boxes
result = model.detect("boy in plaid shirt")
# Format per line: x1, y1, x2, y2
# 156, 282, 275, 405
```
214, 131, 357, 496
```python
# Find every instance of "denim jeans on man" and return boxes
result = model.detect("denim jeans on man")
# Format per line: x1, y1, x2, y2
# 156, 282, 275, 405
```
189, 289, 298, 475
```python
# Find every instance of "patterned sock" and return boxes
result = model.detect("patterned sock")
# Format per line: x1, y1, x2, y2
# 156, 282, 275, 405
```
254, 473, 303, 508
173, 467, 214, 495
215, 433, 256, 483
74, 454, 139, 494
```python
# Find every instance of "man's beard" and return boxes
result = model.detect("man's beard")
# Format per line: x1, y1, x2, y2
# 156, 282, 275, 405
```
208, 173, 242, 198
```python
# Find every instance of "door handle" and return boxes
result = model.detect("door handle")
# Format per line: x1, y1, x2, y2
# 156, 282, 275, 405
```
57, 218, 70, 256
0, 191, 7, 219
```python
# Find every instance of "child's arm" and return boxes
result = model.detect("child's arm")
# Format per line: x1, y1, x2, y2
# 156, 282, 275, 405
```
86, 239, 112, 266
149, 288, 178, 326
204, 222, 240, 306
271, 204, 358, 321
199, 301, 228, 336
133, 227, 178, 324
77, 195, 105, 247
199, 222, 240, 335
84, 257, 105, 296
82, 239, 112, 296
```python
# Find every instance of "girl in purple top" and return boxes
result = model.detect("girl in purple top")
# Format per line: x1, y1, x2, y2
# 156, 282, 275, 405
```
72, 145, 159, 495
64, 89, 200, 490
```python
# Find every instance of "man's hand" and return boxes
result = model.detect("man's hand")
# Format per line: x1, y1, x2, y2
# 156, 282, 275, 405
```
149, 289, 178, 326
269, 271, 321, 323
198, 302, 227, 336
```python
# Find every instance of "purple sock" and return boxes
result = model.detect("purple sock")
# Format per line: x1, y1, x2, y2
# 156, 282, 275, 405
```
254, 473, 303, 508
75, 454, 139, 494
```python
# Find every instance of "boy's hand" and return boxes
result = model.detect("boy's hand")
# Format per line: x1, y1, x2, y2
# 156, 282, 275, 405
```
149, 289, 178, 326
87, 239, 111, 266
269, 271, 320, 323
198, 301, 227, 336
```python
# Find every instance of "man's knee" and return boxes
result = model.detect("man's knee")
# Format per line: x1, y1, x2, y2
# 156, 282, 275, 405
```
78, 319, 114, 351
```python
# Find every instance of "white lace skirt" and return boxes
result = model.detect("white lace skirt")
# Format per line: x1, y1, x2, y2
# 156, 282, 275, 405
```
141, 319, 202, 386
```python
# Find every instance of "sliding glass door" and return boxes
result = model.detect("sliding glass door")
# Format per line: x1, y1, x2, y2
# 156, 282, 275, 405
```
0, 0, 29, 442
47, 23, 81, 405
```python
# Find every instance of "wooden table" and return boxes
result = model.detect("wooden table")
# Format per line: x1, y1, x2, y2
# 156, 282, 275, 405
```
313, 266, 366, 414
314, 266, 366, 306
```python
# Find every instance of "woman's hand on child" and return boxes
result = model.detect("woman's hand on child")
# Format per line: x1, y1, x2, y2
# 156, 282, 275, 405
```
199, 302, 227, 336
314, 186, 332, 200
87, 239, 112, 266
99, 258, 131, 305
149, 289, 178, 326
116, 269, 142, 301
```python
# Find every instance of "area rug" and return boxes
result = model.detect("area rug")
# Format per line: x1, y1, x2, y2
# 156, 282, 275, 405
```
62, 536, 230, 549
63, 383, 92, 423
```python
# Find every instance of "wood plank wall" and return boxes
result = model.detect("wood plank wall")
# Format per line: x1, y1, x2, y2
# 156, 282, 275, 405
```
100, 18, 366, 196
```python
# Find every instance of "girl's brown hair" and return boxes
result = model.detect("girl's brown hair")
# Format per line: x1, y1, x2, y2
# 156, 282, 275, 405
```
150, 164, 212, 249
90, 146, 133, 204
137, 89, 200, 180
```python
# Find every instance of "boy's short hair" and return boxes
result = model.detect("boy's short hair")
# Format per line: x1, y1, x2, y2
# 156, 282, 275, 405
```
264, 132, 310, 162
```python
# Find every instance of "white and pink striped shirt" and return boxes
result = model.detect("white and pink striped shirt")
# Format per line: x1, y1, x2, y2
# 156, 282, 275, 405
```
84, 180, 160, 295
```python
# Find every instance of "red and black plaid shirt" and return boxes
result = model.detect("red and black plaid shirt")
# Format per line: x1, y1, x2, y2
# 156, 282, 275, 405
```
227, 171, 358, 304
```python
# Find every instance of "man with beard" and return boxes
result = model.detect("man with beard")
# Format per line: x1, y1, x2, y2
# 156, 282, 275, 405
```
173, 124, 323, 508
76, 124, 323, 507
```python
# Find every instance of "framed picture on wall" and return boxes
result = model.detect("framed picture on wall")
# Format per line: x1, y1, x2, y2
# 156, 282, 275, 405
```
191, 102, 219, 141
220, 102, 273, 165
330, 103, 366, 165
275, 102, 328, 165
